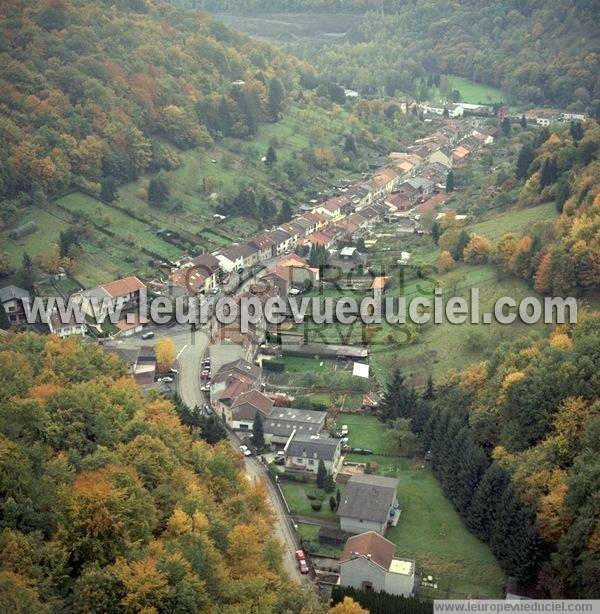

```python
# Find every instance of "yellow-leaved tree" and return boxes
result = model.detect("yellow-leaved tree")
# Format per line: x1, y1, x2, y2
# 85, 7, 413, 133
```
155, 337, 176, 373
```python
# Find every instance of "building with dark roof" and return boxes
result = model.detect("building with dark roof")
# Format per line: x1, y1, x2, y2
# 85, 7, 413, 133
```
263, 407, 326, 446
337, 474, 399, 535
284, 432, 342, 475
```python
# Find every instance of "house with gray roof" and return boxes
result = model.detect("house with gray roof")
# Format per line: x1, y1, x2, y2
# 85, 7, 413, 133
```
337, 474, 400, 535
284, 432, 342, 476
263, 407, 326, 446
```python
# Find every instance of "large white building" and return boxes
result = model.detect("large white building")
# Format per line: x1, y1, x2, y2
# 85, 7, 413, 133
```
339, 531, 415, 597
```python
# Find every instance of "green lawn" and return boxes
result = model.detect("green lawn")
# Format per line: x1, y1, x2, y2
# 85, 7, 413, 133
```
282, 356, 336, 373
389, 465, 505, 598
337, 413, 388, 454
280, 481, 342, 520
444, 75, 504, 105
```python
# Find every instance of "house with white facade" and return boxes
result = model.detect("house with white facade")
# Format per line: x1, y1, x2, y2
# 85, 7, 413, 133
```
48, 310, 86, 339
339, 531, 415, 597
284, 432, 342, 476
337, 474, 399, 535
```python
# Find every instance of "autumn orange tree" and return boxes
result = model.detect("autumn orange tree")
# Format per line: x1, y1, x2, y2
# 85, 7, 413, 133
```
0, 332, 320, 611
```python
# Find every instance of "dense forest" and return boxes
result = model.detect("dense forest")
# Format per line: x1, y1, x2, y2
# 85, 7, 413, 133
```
0, 332, 320, 612
0, 0, 302, 205
379, 313, 600, 597
436, 120, 600, 296
182, 0, 600, 109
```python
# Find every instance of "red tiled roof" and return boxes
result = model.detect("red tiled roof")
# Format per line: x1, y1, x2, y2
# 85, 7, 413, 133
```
341, 532, 396, 571
169, 266, 208, 294
232, 389, 274, 414
415, 192, 449, 213
306, 232, 331, 246
101, 276, 145, 298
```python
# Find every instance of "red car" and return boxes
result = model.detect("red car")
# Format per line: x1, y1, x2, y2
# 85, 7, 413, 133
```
298, 559, 309, 574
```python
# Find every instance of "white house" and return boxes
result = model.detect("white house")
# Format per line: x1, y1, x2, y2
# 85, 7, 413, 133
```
339, 531, 415, 597
266, 228, 295, 255
48, 310, 86, 338
337, 474, 399, 535
217, 243, 260, 272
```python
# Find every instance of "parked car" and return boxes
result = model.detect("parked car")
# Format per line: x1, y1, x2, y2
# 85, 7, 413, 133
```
239, 445, 251, 457
158, 376, 173, 383
141, 331, 154, 340
169, 368, 179, 374
298, 559, 309, 574
340, 424, 349, 436
295, 550, 306, 562
211, 287, 219, 295
200, 384, 210, 392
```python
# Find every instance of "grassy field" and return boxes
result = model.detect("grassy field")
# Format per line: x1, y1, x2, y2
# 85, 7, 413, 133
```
1, 207, 71, 263
466, 202, 558, 242
444, 75, 504, 105
366, 258, 550, 384
337, 413, 388, 454
340, 414, 505, 598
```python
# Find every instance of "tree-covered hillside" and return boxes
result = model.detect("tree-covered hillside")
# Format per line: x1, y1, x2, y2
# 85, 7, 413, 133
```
435, 120, 600, 297
184, 0, 600, 109
0, 332, 319, 612
382, 313, 599, 596
0, 0, 301, 203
